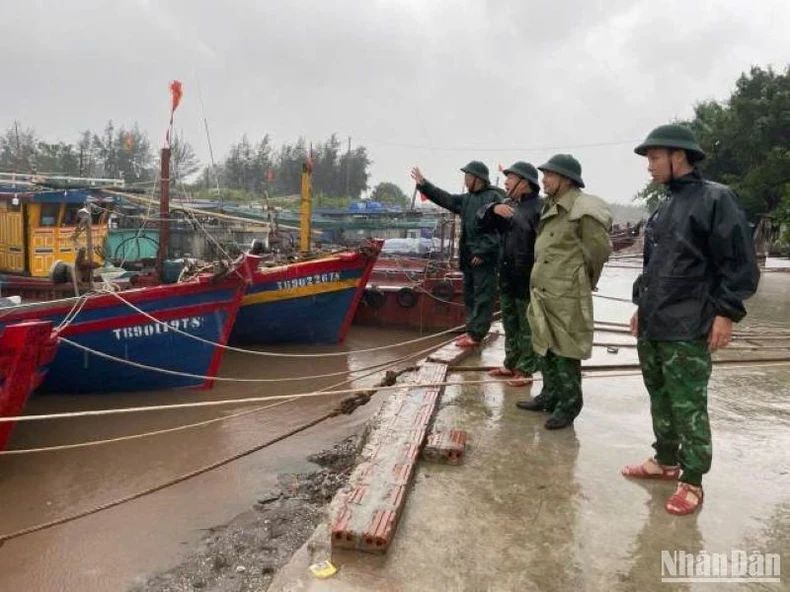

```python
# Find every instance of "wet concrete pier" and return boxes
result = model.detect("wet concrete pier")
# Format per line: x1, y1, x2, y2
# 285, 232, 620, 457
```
272, 264, 790, 591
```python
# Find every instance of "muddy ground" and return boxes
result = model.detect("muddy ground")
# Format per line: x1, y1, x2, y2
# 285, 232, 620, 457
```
131, 435, 360, 592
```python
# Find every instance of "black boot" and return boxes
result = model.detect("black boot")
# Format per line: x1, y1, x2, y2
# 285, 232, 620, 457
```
544, 414, 574, 430
516, 393, 551, 412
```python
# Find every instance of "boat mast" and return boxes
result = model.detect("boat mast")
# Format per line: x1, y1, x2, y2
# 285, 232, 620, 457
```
157, 80, 182, 280
156, 146, 171, 280
299, 150, 313, 254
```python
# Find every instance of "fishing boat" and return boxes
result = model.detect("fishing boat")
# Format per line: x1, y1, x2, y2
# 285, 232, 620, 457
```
0, 320, 59, 450
232, 240, 381, 344
0, 256, 254, 394
0, 162, 259, 394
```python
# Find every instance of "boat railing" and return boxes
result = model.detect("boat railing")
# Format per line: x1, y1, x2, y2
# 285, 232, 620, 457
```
0, 171, 125, 188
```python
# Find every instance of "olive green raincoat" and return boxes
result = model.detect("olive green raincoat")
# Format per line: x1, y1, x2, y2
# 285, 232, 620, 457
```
528, 188, 613, 360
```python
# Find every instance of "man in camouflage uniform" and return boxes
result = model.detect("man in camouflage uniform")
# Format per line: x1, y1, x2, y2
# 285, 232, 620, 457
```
477, 161, 543, 386
518, 154, 612, 429
622, 124, 760, 515
410, 161, 501, 346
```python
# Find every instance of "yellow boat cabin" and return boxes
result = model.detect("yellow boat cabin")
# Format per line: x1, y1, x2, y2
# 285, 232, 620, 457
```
0, 186, 112, 278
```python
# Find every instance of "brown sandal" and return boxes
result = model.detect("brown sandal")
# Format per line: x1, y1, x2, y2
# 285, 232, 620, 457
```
621, 458, 681, 480
665, 483, 703, 515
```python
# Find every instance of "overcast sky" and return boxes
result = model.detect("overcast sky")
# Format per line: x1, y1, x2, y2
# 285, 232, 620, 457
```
1, 0, 788, 203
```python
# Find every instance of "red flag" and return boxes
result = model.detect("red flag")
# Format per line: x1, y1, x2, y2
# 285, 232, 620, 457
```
166, 80, 183, 147
169, 80, 183, 116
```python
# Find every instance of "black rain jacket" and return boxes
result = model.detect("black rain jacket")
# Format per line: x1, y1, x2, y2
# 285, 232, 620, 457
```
417, 181, 502, 271
478, 191, 542, 298
632, 169, 760, 340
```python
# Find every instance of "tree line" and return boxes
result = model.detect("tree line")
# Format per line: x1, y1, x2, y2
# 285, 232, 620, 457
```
0, 123, 405, 206
0, 121, 159, 184
635, 65, 790, 228
206, 133, 373, 202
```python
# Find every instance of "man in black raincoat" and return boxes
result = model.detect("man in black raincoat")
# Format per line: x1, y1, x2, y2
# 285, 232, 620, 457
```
477, 161, 542, 386
622, 124, 760, 516
411, 161, 501, 346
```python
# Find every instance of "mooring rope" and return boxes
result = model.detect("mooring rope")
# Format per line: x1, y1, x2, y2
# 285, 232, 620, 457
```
0, 335, 460, 543
0, 332, 454, 455
1, 357, 788, 544
593, 293, 634, 303
0, 411, 335, 546
4, 357, 790, 425
105, 289, 467, 358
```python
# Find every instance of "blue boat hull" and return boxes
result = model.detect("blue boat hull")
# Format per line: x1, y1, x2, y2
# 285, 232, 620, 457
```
0, 283, 241, 394
231, 251, 376, 344
232, 286, 358, 344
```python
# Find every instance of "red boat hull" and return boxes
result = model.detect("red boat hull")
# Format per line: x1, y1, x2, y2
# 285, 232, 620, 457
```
0, 321, 59, 450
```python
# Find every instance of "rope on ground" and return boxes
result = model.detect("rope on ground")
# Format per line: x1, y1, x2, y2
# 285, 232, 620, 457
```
448, 358, 790, 373
604, 263, 643, 269
595, 321, 630, 328
592, 321, 790, 340
104, 289, 466, 358
607, 254, 643, 261
4, 357, 789, 425
593, 293, 634, 303
591, 341, 790, 352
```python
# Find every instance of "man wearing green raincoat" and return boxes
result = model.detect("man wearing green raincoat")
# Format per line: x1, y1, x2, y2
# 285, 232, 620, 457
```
410, 161, 501, 347
519, 154, 613, 430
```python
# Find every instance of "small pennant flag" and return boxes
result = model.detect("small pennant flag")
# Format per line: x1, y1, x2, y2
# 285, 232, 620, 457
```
169, 80, 183, 116
166, 80, 184, 146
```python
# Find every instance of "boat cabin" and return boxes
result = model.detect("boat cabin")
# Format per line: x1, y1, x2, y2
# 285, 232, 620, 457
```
0, 187, 113, 278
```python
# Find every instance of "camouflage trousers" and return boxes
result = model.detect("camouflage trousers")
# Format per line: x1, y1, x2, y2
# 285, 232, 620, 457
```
500, 292, 540, 375
462, 267, 497, 341
637, 339, 712, 487
539, 350, 582, 421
